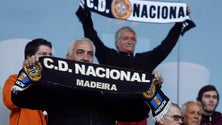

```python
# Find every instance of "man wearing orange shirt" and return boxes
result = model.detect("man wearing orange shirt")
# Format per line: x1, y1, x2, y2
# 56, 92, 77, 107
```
3, 38, 52, 125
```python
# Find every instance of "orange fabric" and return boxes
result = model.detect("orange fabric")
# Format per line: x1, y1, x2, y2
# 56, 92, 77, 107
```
3, 74, 47, 125
117, 118, 147, 125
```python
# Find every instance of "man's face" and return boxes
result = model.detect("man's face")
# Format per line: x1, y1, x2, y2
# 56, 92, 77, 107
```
35, 45, 52, 58
183, 102, 202, 125
160, 106, 183, 125
117, 31, 136, 53
201, 91, 218, 115
67, 41, 94, 63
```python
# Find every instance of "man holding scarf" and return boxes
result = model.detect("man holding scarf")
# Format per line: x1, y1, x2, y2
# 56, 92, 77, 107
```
76, 1, 194, 124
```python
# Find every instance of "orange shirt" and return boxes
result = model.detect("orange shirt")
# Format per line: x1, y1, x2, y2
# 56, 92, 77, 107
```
3, 74, 47, 125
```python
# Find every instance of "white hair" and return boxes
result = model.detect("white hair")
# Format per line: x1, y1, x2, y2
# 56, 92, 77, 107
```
67, 37, 96, 56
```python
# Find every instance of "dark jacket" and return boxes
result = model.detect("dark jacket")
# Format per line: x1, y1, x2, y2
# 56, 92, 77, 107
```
12, 82, 116, 125
201, 111, 222, 125
80, 10, 183, 122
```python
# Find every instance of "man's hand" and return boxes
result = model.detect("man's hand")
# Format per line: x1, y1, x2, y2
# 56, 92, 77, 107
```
76, 6, 93, 26
142, 72, 163, 99
23, 55, 42, 82
152, 71, 163, 87
23, 55, 39, 67
186, 4, 191, 16
12, 56, 42, 93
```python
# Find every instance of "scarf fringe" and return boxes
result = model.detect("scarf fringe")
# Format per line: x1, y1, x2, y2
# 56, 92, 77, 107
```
152, 100, 172, 123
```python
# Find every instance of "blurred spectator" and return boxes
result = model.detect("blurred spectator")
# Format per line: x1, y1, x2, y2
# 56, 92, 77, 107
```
196, 85, 222, 125
181, 101, 202, 125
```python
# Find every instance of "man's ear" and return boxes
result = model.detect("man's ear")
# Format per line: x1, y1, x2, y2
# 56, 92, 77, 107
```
158, 119, 164, 125
197, 101, 202, 105
26, 55, 31, 59
116, 41, 120, 48
66, 54, 70, 59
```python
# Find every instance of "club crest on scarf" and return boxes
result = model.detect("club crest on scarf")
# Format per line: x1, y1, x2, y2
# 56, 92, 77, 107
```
111, 0, 132, 19
24, 62, 42, 81
143, 82, 156, 98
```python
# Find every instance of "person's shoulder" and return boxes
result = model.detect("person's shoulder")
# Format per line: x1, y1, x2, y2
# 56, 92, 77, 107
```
9, 74, 18, 77
214, 111, 222, 115
5, 74, 18, 84
216, 111, 222, 123
219, 111, 222, 117
3, 74, 18, 91
214, 111, 222, 119
7, 74, 18, 80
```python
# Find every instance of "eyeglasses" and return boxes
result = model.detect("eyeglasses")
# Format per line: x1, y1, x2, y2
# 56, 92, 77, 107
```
167, 115, 183, 121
